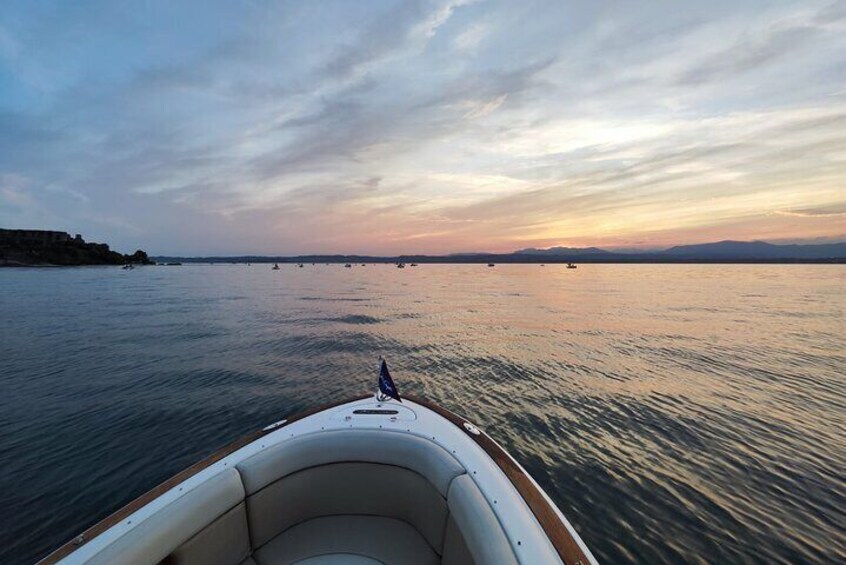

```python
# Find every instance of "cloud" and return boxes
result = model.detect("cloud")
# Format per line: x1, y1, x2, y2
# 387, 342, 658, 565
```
463, 94, 507, 119
676, 22, 821, 85
323, 0, 469, 80
453, 20, 490, 51
0, 0, 844, 254
772, 206, 846, 218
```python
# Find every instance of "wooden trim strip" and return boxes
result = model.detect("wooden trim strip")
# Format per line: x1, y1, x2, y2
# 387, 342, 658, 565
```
37, 394, 369, 564
405, 394, 593, 565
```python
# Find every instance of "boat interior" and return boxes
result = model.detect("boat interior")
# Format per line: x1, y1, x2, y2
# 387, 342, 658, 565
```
86, 429, 520, 565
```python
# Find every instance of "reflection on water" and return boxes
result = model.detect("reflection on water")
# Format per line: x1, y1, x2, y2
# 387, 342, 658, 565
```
1, 264, 844, 563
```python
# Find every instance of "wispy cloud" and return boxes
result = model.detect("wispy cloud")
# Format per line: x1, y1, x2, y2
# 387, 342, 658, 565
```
772, 206, 846, 218
0, 0, 843, 254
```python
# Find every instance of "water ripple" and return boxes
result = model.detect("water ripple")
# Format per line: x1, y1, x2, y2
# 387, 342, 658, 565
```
1, 264, 843, 564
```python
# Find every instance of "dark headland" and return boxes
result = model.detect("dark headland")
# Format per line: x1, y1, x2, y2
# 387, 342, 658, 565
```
0, 229, 152, 267
155, 240, 846, 265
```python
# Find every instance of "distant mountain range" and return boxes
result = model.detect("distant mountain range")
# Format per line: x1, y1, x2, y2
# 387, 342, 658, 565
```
516, 240, 846, 260
154, 240, 846, 264
513, 240, 846, 261
659, 240, 846, 259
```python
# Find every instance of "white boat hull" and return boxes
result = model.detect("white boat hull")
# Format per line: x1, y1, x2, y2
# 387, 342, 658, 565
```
40, 396, 596, 565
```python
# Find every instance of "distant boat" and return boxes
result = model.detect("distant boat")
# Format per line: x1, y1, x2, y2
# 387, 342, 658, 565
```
272, 263, 280, 270
397, 263, 406, 269
567, 263, 577, 269
121, 264, 134, 270
540, 264, 545, 267
298, 264, 304, 268
487, 263, 495, 267
410, 263, 418, 267
345, 263, 352, 268
166, 262, 182, 266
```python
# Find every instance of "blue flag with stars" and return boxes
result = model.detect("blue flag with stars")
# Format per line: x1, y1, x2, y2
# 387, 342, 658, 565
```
379, 358, 402, 402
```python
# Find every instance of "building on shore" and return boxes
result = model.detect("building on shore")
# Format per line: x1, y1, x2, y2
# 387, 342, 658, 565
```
0, 229, 82, 245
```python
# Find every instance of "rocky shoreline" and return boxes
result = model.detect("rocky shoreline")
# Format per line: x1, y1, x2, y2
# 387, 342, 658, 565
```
0, 229, 152, 267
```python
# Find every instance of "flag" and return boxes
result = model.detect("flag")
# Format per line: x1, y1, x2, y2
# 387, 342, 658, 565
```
378, 358, 402, 402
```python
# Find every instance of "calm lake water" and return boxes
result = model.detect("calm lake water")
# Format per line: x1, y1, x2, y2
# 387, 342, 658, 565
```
1, 264, 844, 564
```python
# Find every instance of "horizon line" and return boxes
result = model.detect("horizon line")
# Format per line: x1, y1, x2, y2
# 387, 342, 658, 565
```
149, 238, 846, 260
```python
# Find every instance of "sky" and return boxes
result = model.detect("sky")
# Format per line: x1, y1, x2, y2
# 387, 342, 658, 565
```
1, 0, 844, 256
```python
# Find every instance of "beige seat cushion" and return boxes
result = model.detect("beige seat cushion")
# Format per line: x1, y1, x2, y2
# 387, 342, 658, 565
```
448, 476, 518, 565
253, 516, 439, 565
89, 468, 245, 565
291, 556, 382, 564
441, 515, 475, 565
165, 502, 251, 565
237, 430, 464, 497
247, 462, 449, 551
